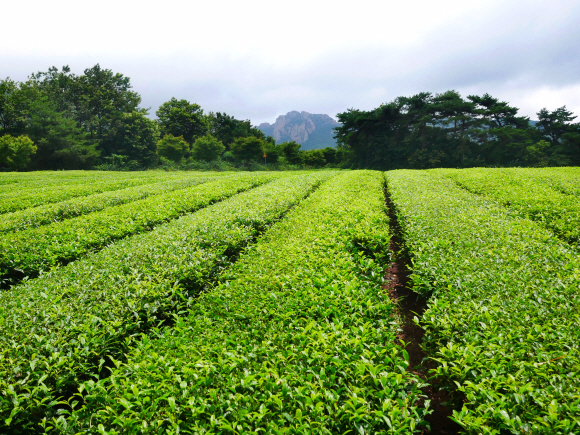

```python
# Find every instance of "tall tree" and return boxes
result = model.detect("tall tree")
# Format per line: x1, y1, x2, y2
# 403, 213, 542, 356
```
207, 112, 271, 149
0, 78, 28, 136
29, 64, 142, 143
536, 106, 578, 145
99, 111, 158, 167
536, 106, 580, 165
26, 95, 98, 170
0, 135, 37, 171
157, 134, 189, 163
230, 136, 265, 162
335, 90, 577, 169
277, 141, 303, 164
29, 66, 78, 117
156, 98, 208, 144
75, 64, 142, 141
191, 134, 225, 162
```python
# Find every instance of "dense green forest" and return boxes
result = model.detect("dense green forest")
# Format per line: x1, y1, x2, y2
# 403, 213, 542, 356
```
0, 65, 337, 171
1, 65, 579, 171
335, 91, 580, 169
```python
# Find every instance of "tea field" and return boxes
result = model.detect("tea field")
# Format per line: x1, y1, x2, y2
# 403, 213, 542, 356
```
0, 168, 578, 434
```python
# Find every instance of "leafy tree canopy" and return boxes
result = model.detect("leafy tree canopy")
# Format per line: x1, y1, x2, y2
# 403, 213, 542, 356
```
157, 134, 189, 163
208, 112, 272, 149
0, 135, 36, 171
277, 141, 302, 165
100, 111, 158, 167
335, 91, 580, 169
1, 64, 141, 170
191, 134, 225, 162
231, 136, 265, 162
156, 98, 208, 144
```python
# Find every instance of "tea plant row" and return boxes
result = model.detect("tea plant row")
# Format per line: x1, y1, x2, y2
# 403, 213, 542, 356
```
0, 173, 282, 286
0, 171, 165, 191
0, 171, 207, 214
57, 171, 428, 434
434, 167, 580, 247
387, 170, 580, 434
0, 172, 334, 432
0, 174, 223, 233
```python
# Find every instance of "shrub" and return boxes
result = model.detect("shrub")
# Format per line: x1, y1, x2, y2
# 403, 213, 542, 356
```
191, 134, 225, 162
157, 134, 189, 163
231, 136, 264, 162
0, 135, 37, 171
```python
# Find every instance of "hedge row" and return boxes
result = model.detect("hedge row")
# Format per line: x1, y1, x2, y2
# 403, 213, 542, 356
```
433, 167, 580, 247
526, 167, 580, 197
0, 172, 198, 214
0, 171, 334, 432
0, 171, 152, 190
0, 174, 222, 233
387, 170, 580, 434
61, 171, 428, 435
0, 173, 282, 286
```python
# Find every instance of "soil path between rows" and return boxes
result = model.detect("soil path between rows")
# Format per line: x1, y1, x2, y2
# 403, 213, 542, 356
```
383, 187, 461, 435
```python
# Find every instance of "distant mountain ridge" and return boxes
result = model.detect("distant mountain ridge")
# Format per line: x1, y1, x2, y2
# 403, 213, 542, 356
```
257, 111, 340, 150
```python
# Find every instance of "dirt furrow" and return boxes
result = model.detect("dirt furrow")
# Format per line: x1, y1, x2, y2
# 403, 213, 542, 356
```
383, 184, 461, 435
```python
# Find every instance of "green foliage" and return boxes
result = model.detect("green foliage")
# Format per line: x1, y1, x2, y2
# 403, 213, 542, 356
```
0, 135, 36, 170
98, 153, 128, 170
179, 158, 238, 171
433, 167, 580, 248
191, 134, 225, 162
537, 106, 577, 145
3, 167, 579, 433
336, 91, 580, 169
0, 172, 318, 431
0, 170, 160, 192
0, 173, 224, 233
321, 146, 337, 164
230, 136, 265, 162
387, 169, 580, 434
0, 174, 281, 286
262, 139, 281, 164
0, 78, 28, 136
0, 172, 206, 213
221, 150, 235, 162
156, 98, 208, 144
156, 134, 188, 163
1, 65, 142, 170
536, 106, 580, 165
0, 78, 100, 170
278, 140, 303, 164
302, 148, 326, 167
25, 95, 99, 169
62, 171, 427, 434
100, 111, 159, 167
407, 149, 446, 169
30, 65, 142, 165
32, 65, 141, 140
207, 112, 269, 148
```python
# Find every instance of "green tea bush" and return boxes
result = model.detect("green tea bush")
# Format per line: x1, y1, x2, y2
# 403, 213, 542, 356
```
0, 173, 282, 286
387, 170, 580, 434
0, 172, 185, 214
433, 167, 580, 247
0, 174, 227, 233
0, 172, 334, 432
63, 171, 428, 434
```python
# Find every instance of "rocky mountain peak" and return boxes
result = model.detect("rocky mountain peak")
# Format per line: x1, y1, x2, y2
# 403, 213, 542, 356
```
258, 111, 340, 150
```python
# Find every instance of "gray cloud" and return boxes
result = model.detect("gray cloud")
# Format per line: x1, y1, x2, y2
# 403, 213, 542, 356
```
2, 0, 580, 124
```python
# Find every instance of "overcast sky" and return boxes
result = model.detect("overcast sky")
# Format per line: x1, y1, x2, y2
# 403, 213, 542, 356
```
2, 0, 579, 125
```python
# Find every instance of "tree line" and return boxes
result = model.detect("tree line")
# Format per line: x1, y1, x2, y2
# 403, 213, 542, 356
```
334, 91, 580, 169
0, 65, 341, 171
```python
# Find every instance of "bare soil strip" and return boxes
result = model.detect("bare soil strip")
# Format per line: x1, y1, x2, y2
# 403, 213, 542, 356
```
383, 185, 461, 435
